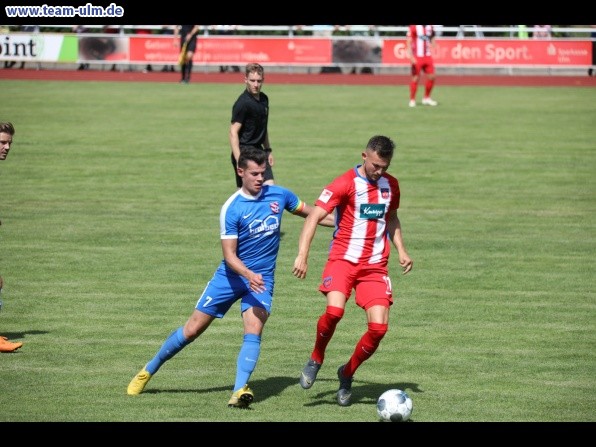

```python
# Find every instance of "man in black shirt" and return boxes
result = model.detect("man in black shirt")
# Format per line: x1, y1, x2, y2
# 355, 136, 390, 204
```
175, 25, 201, 83
229, 63, 274, 188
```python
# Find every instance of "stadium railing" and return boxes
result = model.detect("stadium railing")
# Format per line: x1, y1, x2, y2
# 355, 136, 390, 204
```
1, 25, 594, 75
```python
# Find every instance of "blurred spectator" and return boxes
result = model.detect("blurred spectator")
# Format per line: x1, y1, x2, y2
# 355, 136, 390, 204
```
160, 26, 176, 72
210, 25, 240, 73
103, 25, 120, 71
345, 25, 377, 74
315, 25, 342, 73
291, 25, 309, 36
73, 25, 90, 70
532, 25, 552, 39
517, 25, 529, 39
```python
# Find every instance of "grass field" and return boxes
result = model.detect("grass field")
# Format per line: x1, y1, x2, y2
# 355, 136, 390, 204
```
0, 79, 594, 423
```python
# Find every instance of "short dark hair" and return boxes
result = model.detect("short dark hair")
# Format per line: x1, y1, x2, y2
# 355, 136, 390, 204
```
0, 122, 15, 136
245, 63, 264, 78
366, 135, 394, 159
238, 147, 267, 169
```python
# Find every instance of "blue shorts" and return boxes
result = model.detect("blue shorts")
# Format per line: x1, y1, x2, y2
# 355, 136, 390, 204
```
195, 268, 274, 318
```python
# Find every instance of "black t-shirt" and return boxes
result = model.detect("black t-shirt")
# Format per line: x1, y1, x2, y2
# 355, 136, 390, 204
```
179, 25, 198, 51
231, 89, 269, 148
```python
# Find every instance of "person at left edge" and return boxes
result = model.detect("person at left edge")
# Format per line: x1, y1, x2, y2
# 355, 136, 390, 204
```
0, 122, 24, 353
127, 146, 335, 407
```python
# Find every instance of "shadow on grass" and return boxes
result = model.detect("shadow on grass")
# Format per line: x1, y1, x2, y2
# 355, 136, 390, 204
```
145, 375, 422, 409
1, 329, 48, 340
143, 376, 298, 398
301, 380, 423, 407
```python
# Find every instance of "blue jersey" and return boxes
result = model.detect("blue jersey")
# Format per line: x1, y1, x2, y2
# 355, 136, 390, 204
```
195, 185, 304, 318
217, 185, 304, 276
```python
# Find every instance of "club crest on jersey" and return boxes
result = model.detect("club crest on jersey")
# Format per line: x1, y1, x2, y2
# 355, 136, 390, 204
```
381, 188, 389, 199
270, 201, 280, 214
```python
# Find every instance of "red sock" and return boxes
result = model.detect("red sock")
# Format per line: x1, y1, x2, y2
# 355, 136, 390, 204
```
409, 81, 418, 100
424, 79, 434, 97
344, 322, 388, 377
311, 306, 344, 364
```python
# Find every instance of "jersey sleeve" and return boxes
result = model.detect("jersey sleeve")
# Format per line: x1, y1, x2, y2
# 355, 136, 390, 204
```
231, 96, 246, 124
220, 194, 240, 240
315, 172, 348, 213
283, 188, 305, 214
389, 176, 401, 211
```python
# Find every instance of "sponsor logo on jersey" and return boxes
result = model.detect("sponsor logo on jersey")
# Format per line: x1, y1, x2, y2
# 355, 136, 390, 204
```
360, 203, 385, 219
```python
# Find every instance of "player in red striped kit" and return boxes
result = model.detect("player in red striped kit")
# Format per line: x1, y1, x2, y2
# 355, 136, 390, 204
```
293, 135, 413, 406
407, 24, 438, 107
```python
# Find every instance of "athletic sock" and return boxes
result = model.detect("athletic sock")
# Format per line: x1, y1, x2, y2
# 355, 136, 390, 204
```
145, 326, 190, 374
233, 333, 261, 391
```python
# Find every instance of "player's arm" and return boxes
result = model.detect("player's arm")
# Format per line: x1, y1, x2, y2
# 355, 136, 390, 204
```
188, 25, 201, 41
386, 209, 413, 274
293, 202, 334, 227
221, 238, 265, 293
430, 31, 437, 52
292, 205, 330, 279
229, 122, 242, 163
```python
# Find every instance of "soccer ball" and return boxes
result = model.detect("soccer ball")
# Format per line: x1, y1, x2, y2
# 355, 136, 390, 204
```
376, 389, 413, 422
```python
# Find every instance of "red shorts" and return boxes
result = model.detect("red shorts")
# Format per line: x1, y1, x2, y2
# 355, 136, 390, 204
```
411, 56, 435, 76
319, 259, 393, 310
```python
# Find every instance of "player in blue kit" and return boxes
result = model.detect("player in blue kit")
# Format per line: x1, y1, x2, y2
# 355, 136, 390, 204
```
127, 147, 334, 408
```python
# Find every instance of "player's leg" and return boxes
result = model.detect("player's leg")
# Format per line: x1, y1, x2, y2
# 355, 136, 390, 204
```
422, 60, 438, 106
184, 50, 194, 82
343, 304, 389, 377
262, 158, 275, 186
229, 287, 271, 408
183, 38, 197, 83
300, 260, 353, 389
127, 310, 215, 395
337, 305, 388, 407
231, 153, 242, 188
299, 299, 344, 389
409, 62, 421, 106
337, 271, 392, 406
127, 272, 232, 395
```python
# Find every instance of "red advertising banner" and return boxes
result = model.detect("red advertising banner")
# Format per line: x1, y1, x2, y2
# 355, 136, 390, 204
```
68, 35, 593, 67
382, 39, 592, 66
129, 37, 332, 64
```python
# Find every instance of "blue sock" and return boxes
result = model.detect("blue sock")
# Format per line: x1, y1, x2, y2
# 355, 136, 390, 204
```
145, 327, 189, 375
233, 333, 261, 391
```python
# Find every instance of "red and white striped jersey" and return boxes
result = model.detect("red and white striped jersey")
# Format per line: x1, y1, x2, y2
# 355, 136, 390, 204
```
315, 166, 400, 266
407, 25, 435, 57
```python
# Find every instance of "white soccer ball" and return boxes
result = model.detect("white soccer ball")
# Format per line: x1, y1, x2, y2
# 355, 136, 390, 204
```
376, 389, 413, 422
